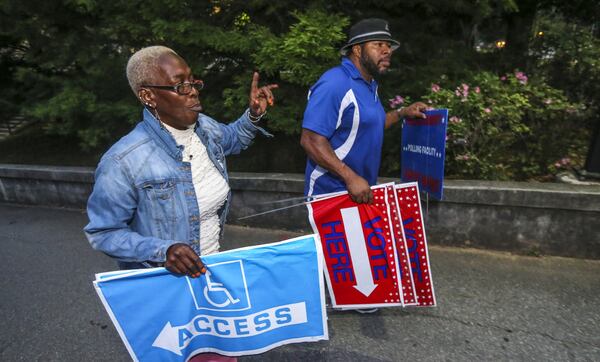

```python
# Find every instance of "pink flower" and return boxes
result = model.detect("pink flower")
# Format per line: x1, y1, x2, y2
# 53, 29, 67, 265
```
455, 154, 470, 161
431, 83, 441, 93
500, 75, 507, 81
515, 71, 528, 84
474, 86, 480, 94
554, 157, 571, 169
455, 84, 469, 100
450, 116, 462, 124
461, 84, 469, 98
484, 108, 491, 113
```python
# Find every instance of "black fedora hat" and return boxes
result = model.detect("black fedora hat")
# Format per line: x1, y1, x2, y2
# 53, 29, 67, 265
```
340, 18, 400, 55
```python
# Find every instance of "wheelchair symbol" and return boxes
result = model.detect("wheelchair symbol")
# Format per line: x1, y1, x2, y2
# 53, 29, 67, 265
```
187, 259, 250, 311
203, 270, 240, 308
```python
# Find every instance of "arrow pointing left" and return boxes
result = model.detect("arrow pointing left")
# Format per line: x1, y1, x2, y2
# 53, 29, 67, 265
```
152, 322, 183, 356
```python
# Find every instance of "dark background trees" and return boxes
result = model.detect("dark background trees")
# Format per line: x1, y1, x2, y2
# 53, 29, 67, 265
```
0, 0, 597, 180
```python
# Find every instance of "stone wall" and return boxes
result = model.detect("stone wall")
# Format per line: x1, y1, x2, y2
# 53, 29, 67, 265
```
1, 164, 599, 259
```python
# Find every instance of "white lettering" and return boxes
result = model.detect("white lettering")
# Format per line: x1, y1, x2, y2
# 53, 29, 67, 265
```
405, 144, 439, 157
153, 302, 308, 355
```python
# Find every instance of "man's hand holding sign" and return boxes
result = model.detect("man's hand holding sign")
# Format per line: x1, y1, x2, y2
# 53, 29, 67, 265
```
385, 101, 429, 129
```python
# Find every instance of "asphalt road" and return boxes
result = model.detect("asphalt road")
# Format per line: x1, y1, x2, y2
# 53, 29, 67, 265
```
1, 203, 599, 361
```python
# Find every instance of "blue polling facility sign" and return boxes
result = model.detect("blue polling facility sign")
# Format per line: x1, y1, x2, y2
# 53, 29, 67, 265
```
94, 235, 328, 361
401, 109, 449, 200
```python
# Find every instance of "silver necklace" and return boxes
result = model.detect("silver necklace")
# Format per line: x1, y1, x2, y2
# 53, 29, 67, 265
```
153, 110, 196, 161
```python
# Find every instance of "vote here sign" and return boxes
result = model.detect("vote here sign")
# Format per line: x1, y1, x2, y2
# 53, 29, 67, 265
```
94, 235, 328, 361
384, 184, 418, 306
307, 185, 404, 309
395, 183, 436, 306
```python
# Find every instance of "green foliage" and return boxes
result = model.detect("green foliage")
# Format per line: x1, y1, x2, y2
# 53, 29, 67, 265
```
0, 0, 348, 147
0, 0, 597, 180
530, 11, 600, 107
216, 10, 348, 134
408, 71, 588, 180
253, 10, 348, 86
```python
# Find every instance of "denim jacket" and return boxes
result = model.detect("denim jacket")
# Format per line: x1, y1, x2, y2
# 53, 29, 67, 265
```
84, 108, 270, 268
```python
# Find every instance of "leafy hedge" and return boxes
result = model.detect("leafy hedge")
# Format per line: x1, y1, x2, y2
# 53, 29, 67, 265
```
417, 71, 588, 180
1, 1, 597, 180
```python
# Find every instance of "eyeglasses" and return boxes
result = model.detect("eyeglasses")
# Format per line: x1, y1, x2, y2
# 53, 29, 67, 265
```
141, 80, 204, 95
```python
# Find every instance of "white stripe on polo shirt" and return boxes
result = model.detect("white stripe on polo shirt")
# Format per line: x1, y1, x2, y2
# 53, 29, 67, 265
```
307, 89, 360, 196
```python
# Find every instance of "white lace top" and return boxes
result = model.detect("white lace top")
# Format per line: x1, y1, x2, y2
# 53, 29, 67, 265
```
164, 123, 230, 255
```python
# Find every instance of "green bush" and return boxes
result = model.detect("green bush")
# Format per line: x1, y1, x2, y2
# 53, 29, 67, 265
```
219, 10, 349, 135
392, 71, 588, 180
1, 1, 596, 179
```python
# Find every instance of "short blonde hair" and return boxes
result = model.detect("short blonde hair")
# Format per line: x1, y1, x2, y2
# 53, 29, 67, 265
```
126, 46, 178, 96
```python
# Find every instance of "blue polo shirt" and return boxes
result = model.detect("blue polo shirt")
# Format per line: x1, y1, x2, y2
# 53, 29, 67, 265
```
302, 57, 386, 196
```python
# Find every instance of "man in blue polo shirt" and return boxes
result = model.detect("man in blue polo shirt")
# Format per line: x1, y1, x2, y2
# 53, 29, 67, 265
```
301, 18, 427, 203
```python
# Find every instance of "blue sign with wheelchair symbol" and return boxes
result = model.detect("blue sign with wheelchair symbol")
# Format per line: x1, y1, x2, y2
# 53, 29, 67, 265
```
186, 260, 251, 312
93, 235, 328, 361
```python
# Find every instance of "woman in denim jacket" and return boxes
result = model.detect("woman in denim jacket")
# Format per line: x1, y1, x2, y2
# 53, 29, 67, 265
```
85, 46, 277, 281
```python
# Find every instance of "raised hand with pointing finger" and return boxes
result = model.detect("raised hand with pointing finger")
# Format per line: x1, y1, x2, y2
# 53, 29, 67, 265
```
248, 72, 278, 120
